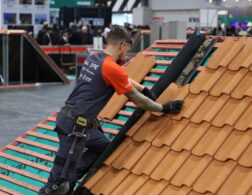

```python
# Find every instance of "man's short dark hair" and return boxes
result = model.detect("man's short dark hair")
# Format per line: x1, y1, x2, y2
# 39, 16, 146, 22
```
107, 26, 132, 45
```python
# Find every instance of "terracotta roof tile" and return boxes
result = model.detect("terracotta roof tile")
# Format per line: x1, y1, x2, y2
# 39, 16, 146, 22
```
210, 68, 248, 97
207, 38, 235, 70
152, 118, 190, 147
228, 38, 252, 70
90, 167, 129, 194
234, 103, 252, 131
132, 115, 170, 142
214, 130, 252, 162
231, 71, 252, 99
241, 54, 252, 69
111, 139, 151, 170
160, 185, 191, 195
189, 68, 226, 95
84, 38, 252, 194
110, 173, 148, 195
192, 125, 233, 156
190, 94, 229, 124
219, 38, 245, 69
104, 138, 131, 166
85, 166, 111, 189
131, 145, 170, 176
171, 122, 210, 152
135, 179, 168, 195
174, 92, 208, 120
150, 150, 190, 181
171, 155, 212, 187
217, 165, 252, 195
193, 160, 236, 194
239, 141, 252, 167
212, 97, 251, 127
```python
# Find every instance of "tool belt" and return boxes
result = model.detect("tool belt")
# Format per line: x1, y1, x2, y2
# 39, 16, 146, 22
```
60, 106, 100, 137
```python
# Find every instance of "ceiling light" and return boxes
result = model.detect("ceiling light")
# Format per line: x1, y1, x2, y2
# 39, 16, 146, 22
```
209, 0, 213, 3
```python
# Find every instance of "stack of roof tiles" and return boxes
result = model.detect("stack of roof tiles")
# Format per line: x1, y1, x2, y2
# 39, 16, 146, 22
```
84, 37, 252, 195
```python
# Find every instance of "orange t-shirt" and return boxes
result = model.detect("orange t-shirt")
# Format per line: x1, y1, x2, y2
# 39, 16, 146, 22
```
102, 56, 133, 95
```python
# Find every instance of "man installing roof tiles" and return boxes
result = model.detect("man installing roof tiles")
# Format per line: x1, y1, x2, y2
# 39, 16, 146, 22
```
39, 25, 184, 195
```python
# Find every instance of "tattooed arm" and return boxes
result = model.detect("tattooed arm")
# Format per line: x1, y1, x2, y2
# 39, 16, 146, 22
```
129, 78, 144, 92
125, 88, 163, 112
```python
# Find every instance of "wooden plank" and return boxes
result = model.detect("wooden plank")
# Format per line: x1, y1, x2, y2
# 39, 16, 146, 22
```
26, 131, 59, 142
125, 102, 136, 108
16, 137, 58, 152
143, 51, 177, 57
0, 185, 21, 195
99, 119, 125, 126
151, 44, 184, 49
144, 76, 159, 82
37, 123, 54, 131
0, 152, 51, 172
155, 60, 172, 65
151, 69, 165, 74
103, 128, 118, 135
5, 145, 54, 162
118, 110, 133, 117
0, 174, 39, 192
0, 164, 47, 183
155, 39, 187, 44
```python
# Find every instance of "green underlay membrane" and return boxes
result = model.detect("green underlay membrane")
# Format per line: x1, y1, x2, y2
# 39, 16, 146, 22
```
141, 81, 155, 87
25, 136, 59, 148
0, 178, 37, 195
5, 150, 53, 168
36, 128, 58, 137
17, 143, 55, 157
0, 168, 44, 188
116, 115, 129, 122
47, 121, 56, 127
0, 157, 49, 178
101, 122, 121, 130
124, 107, 135, 112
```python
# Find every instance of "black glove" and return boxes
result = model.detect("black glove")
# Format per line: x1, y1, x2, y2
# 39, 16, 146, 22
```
142, 87, 157, 101
162, 100, 184, 114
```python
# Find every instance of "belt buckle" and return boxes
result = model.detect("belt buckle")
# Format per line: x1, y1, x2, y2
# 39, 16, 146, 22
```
76, 116, 88, 127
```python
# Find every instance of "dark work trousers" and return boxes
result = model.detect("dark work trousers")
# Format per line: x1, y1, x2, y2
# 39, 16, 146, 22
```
39, 126, 110, 194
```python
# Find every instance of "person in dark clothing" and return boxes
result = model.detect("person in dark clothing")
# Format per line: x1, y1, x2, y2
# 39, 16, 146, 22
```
41, 26, 53, 45
69, 24, 83, 45
36, 22, 48, 44
38, 26, 184, 195
57, 30, 70, 45
81, 26, 92, 45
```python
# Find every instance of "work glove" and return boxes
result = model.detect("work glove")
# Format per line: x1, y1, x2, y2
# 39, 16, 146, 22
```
162, 100, 184, 114
142, 87, 157, 101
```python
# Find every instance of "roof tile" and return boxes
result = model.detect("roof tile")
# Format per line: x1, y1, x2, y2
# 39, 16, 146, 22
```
85, 166, 111, 189
212, 97, 252, 127
190, 94, 229, 124
135, 179, 168, 195
192, 125, 233, 157
241, 54, 252, 69
214, 130, 252, 162
234, 103, 252, 131
171, 122, 210, 152
239, 141, 252, 167
104, 137, 131, 166
207, 38, 235, 70
219, 38, 245, 69
217, 165, 252, 195
131, 145, 170, 176
152, 118, 189, 147
90, 168, 129, 195
176, 93, 208, 120
111, 139, 151, 170
160, 185, 191, 195
132, 115, 170, 142
228, 38, 252, 70
231, 71, 252, 99
210, 68, 248, 97
193, 160, 236, 194
189, 68, 226, 95
150, 150, 190, 181
171, 155, 212, 187
111, 173, 148, 195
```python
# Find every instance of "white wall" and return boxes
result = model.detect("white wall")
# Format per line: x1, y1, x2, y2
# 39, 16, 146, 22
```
153, 10, 200, 27
149, 0, 252, 10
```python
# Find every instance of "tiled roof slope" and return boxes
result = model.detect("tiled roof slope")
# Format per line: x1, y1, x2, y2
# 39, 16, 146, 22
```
84, 37, 252, 195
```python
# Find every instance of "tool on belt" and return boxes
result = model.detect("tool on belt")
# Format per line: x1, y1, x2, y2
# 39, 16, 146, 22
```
60, 108, 93, 180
